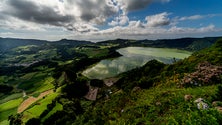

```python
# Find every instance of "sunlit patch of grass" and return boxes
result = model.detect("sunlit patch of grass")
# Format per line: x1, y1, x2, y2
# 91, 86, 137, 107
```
35, 77, 55, 93
18, 73, 55, 94
41, 102, 63, 122
0, 120, 9, 125
76, 47, 109, 58
0, 98, 23, 122
0, 93, 23, 104
22, 92, 58, 123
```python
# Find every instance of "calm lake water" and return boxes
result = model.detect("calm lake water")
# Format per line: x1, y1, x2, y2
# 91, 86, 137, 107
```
82, 47, 192, 79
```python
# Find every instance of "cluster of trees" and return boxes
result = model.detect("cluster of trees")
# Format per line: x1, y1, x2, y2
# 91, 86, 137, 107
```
116, 60, 165, 91
0, 84, 13, 94
0, 66, 23, 76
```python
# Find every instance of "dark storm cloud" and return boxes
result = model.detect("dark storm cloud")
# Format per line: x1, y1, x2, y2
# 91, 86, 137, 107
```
119, 0, 170, 12
4, 0, 74, 27
66, 0, 118, 24
125, 0, 152, 11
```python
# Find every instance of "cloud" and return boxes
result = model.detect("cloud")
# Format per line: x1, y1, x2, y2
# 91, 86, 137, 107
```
171, 14, 222, 27
117, 0, 152, 12
0, 0, 220, 42
65, 0, 118, 24
179, 15, 204, 21
72, 23, 99, 33
3, 0, 74, 26
178, 14, 222, 22
128, 21, 145, 28
146, 12, 170, 27
89, 24, 219, 42
0, 16, 47, 31
0, 0, 119, 32
116, 0, 170, 12
108, 14, 129, 26
0, 0, 171, 33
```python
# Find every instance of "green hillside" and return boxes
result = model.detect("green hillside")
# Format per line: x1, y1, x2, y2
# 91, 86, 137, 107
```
1, 37, 222, 125
66, 39, 222, 125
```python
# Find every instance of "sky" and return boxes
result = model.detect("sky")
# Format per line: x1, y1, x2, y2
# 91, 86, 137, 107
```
0, 0, 222, 42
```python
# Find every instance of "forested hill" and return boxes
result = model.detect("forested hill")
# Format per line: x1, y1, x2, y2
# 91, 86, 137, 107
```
1, 36, 221, 54
98, 37, 221, 51
0, 38, 93, 53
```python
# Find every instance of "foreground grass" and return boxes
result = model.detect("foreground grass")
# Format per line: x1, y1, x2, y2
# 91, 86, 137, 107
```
0, 120, 9, 125
74, 84, 220, 125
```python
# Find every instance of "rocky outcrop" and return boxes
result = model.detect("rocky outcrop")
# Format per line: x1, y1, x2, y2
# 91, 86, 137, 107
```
194, 98, 209, 110
181, 62, 222, 87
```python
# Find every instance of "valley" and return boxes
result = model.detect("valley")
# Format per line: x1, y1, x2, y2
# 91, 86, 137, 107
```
0, 37, 222, 125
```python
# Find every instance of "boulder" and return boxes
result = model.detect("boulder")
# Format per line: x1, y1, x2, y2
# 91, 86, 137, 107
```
184, 94, 192, 101
194, 98, 209, 110
155, 101, 162, 106
215, 106, 222, 113
197, 102, 209, 110
212, 101, 222, 107
194, 98, 204, 103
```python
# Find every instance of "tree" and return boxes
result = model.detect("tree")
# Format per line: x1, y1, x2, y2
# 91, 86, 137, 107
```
8, 114, 22, 125
62, 79, 89, 98
0, 84, 13, 93
26, 118, 40, 125
90, 79, 104, 88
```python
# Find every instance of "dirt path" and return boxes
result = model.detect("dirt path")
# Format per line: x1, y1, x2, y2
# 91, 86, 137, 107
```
17, 90, 53, 113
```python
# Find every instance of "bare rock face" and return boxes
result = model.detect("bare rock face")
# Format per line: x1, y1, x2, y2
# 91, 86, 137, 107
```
184, 94, 192, 101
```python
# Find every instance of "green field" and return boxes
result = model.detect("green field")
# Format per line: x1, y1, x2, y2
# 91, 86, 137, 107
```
0, 93, 23, 104
18, 73, 54, 94
0, 120, 9, 125
82, 47, 192, 79
22, 92, 58, 123
75, 47, 109, 58
41, 102, 63, 122
0, 98, 23, 122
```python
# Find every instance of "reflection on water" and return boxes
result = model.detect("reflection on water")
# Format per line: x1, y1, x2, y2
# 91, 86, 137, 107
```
82, 47, 191, 79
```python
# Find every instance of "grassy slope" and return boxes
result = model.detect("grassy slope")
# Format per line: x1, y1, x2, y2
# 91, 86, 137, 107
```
41, 102, 63, 122
75, 47, 109, 58
0, 93, 23, 104
74, 39, 222, 124
0, 98, 23, 122
0, 74, 55, 123
22, 92, 58, 123
2, 38, 222, 124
